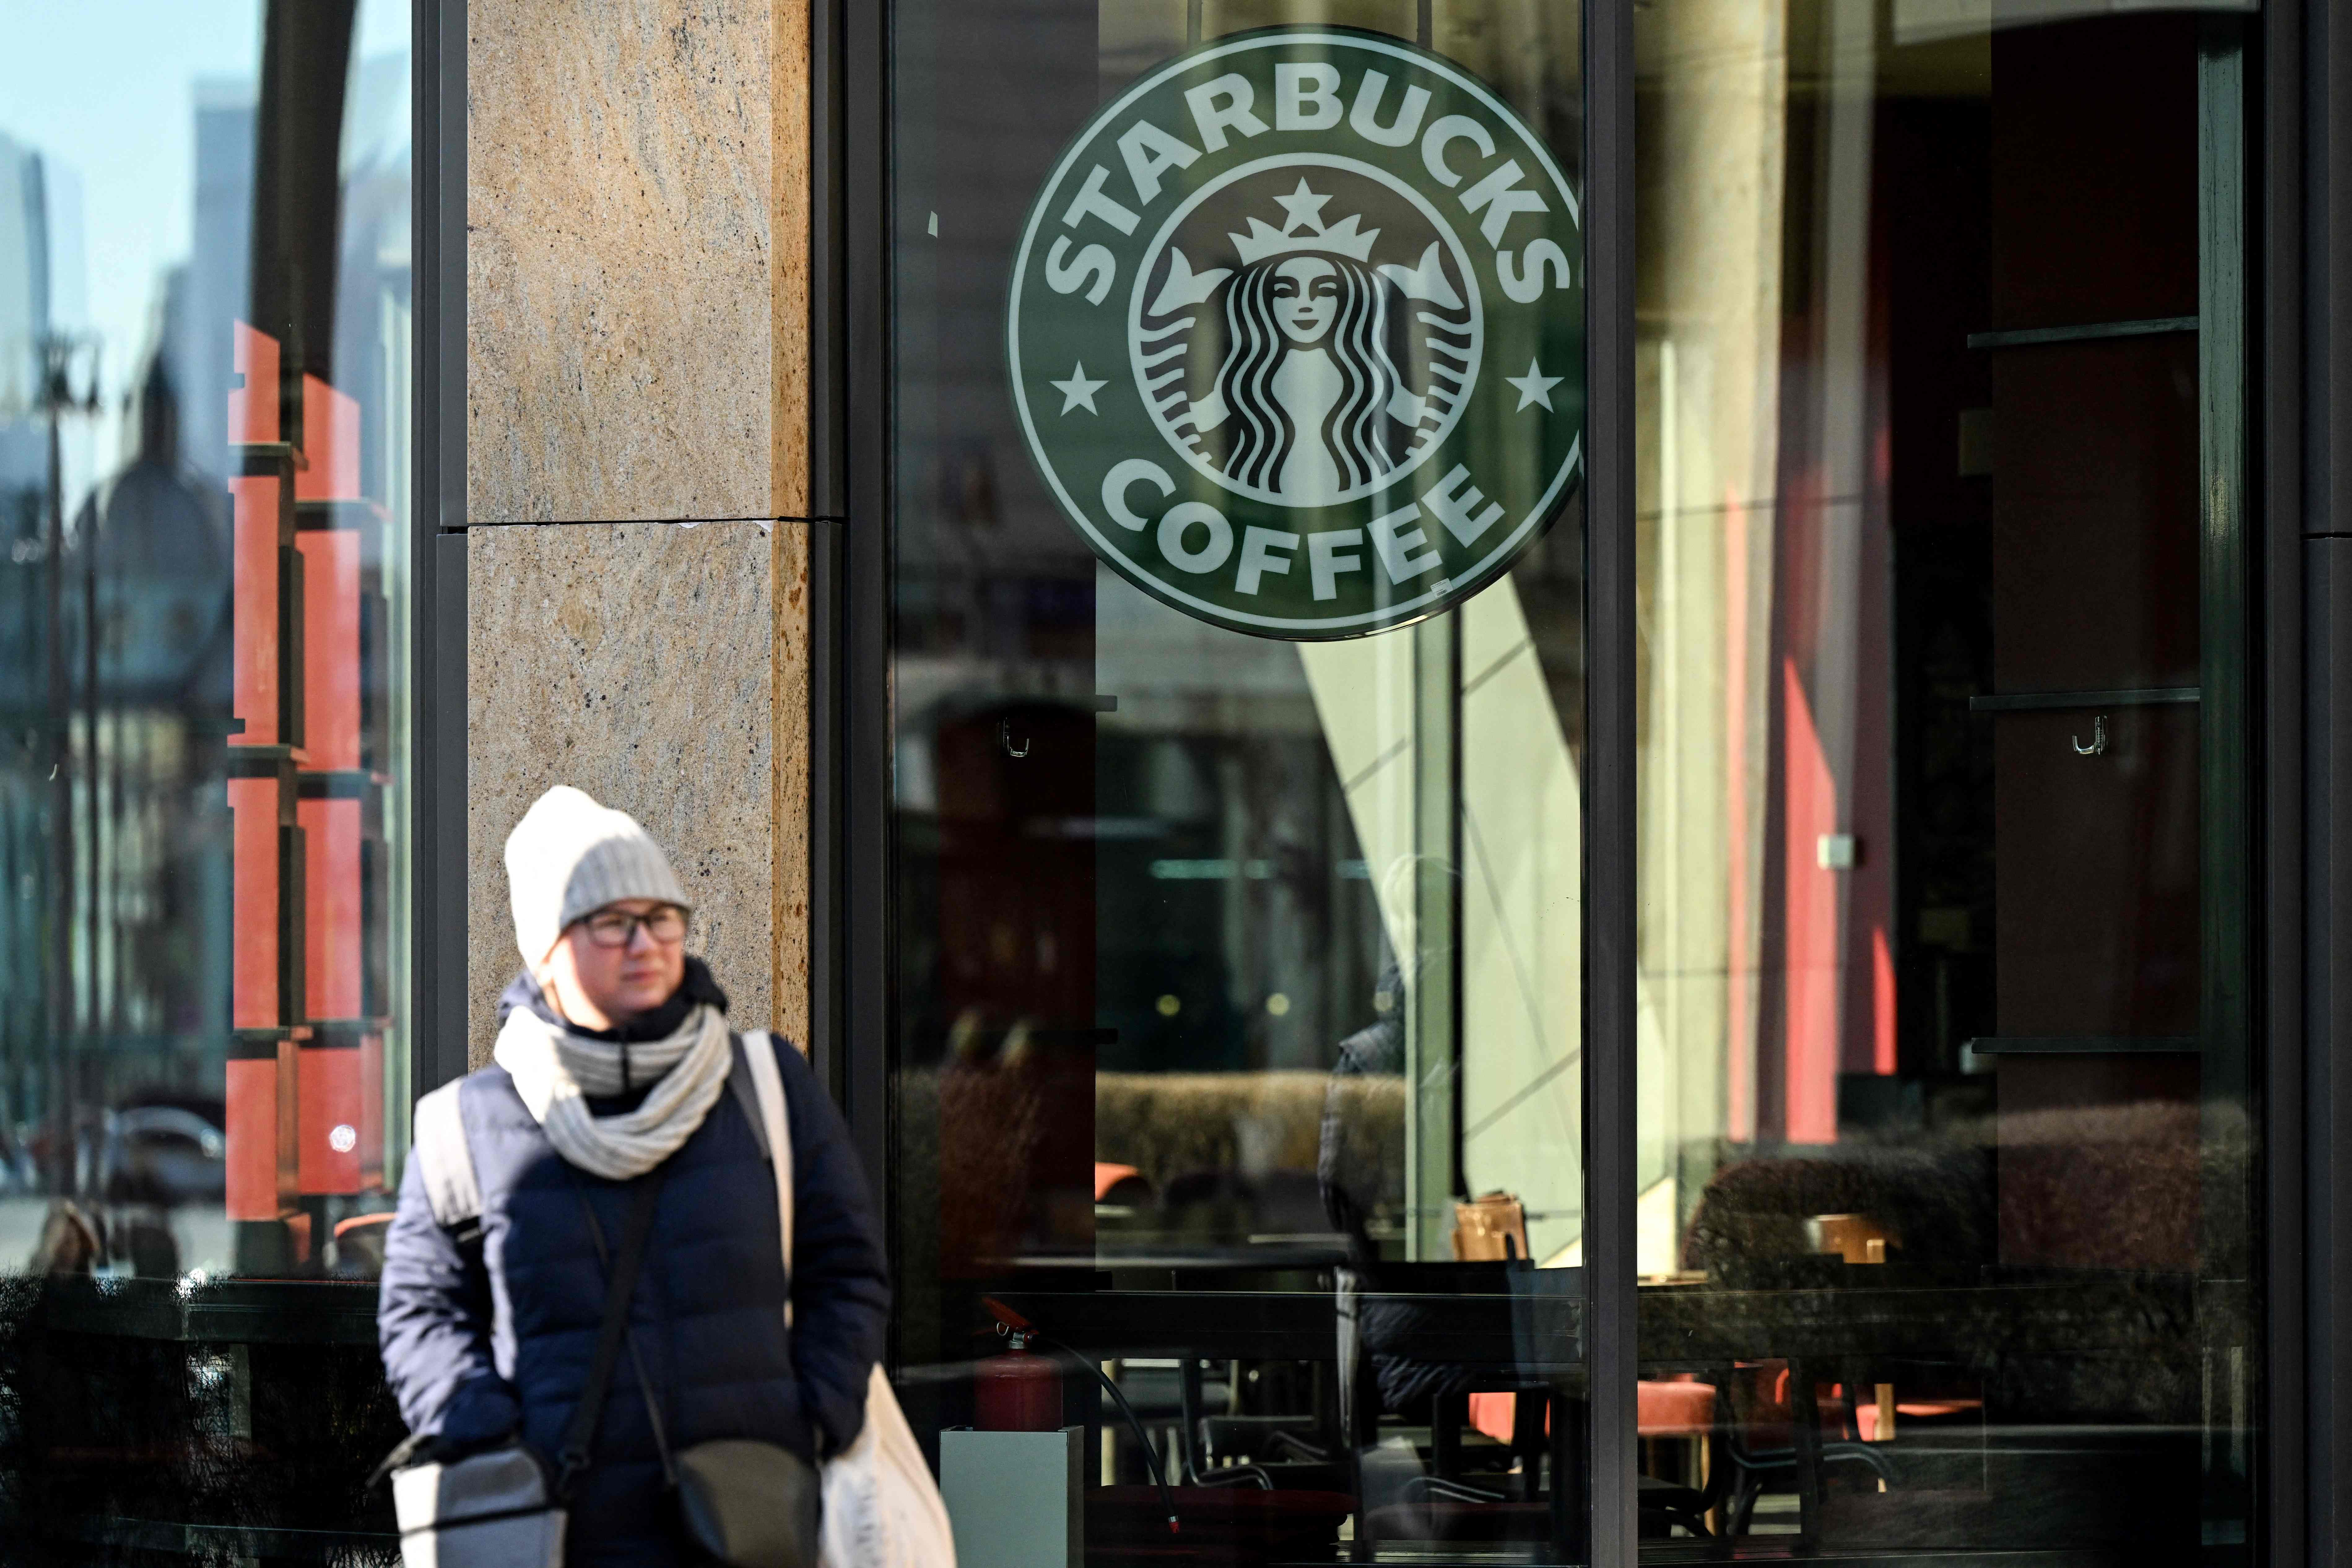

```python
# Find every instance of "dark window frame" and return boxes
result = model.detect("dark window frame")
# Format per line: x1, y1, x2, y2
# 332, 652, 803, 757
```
414, 0, 471, 1099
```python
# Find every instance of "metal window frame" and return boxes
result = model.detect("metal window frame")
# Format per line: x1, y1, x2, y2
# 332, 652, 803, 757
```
412, 0, 470, 1098
2264, 4, 2311, 1567
1582, 0, 1640, 1561
808, 0, 892, 1225
2295, 3, 2352, 1565
808, 0, 2341, 1561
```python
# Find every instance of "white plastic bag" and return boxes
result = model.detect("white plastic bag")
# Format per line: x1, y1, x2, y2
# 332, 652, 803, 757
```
739, 1033, 957, 1568
818, 1364, 958, 1568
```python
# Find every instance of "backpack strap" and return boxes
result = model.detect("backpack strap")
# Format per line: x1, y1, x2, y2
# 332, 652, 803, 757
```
412, 1079, 482, 1230
737, 1030, 797, 1324
725, 1035, 772, 1164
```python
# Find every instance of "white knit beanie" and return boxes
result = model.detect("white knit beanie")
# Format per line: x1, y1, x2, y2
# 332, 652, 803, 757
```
504, 785, 689, 964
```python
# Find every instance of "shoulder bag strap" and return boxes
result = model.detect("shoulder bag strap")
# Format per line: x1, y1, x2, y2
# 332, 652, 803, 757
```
411, 1079, 481, 1230
724, 1035, 772, 1163
555, 1169, 667, 1498
738, 1031, 795, 1325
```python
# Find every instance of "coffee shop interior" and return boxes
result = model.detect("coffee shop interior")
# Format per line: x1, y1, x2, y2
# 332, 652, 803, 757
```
0, 0, 2319, 1563
880, 0, 2257, 1561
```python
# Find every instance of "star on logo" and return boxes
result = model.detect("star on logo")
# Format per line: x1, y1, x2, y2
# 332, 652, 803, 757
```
1051, 362, 1107, 415
1506, 357, 1563, 412
1272, 177, 1333, 235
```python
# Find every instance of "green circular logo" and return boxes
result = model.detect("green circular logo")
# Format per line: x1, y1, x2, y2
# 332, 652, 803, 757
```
1009, 28, 1584, 640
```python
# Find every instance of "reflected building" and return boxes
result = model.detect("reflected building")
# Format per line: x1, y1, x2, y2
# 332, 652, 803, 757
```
0, 131, 80, 1184
174, 76, 258, 497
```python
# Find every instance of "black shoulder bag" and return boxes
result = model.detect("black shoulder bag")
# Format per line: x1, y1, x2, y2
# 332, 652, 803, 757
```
573, 1163, 820, 1568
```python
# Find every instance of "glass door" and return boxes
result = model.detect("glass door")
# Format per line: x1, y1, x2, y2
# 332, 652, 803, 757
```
1632, 3, 2258, 1561
888, 0, 1593, 1559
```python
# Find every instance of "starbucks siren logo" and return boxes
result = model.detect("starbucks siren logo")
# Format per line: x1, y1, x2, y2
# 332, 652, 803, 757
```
1009, 28, 1582, 639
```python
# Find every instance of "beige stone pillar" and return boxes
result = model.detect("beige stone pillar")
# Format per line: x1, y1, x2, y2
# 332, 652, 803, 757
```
463, 0, 814, 1066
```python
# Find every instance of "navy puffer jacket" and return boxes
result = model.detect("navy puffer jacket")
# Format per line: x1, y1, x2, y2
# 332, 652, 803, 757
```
377, 971, 889, 1567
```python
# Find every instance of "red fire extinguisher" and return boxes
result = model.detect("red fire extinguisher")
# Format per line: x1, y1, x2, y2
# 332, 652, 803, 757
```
974, 1325, 1064, 1432
974, 1300, 1181, 1539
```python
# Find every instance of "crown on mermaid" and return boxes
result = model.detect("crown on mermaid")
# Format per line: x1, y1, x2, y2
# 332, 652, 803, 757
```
1230, 180, 1381, 265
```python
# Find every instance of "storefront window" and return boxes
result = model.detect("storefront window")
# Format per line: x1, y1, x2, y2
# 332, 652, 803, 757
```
0, 0, 413, 1547
1634, 0, 2258, 1557
893, 0, 1589, 1556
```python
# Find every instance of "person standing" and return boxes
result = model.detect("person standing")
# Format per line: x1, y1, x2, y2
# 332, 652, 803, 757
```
378, 785, 888, 1566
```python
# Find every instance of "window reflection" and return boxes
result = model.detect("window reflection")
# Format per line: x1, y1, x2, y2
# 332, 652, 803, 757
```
0, 2, 413, 1284
897, 0, 1588, 1556
1635, 0, 2254, 1556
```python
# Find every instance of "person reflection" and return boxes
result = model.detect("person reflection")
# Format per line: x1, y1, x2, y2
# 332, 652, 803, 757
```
1318, 852, 1454, 1269
1317, 854, 1485, 1437
1317, 958, 1406, 1264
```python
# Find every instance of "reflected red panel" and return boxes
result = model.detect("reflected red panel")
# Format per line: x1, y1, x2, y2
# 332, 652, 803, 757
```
296, 374, 360, 502
359, 1031, 385, 1188
1871, 927, 1897, 1076
298, 1045, 361, 1195
225, 1058, 278, 1222
228, 777, 280, 1029
231, 321, 280, 445
301, 796, 362, 1018
228, 479, 281, 748
299, 528, 361, 771
1781, 658, 1839, 1144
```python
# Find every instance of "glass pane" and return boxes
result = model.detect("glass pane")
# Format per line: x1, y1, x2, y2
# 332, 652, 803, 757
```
0, 2, 415, 1283
0, 2, 416, 1544
893, 0, 1589, 1557
0, 4, 415, 1291
1635, 2, 2255, 1560
0, 0, 416, 1546
0, 1, 417, 1263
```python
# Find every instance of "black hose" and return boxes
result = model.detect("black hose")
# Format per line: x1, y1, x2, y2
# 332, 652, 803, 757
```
1007, 1325, 1181, 1538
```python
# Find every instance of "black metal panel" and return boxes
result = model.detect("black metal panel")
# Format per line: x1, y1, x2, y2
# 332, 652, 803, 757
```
808, 519, 843, 1102
411, 0, 468, 1100
2310, 535, 2352, 1568
2306, 536, 2349, 1568
809, 0, 848, 523
2309, 535, 2352, 1568
2306, 2, 2352, 1563
2262, 4, 2310, 1567
1584, 0, 1637, 1560
429, 532, 469, 1091
837, 0, 894, 1231
805, 0, 850, 1115
431, 0, 466, 536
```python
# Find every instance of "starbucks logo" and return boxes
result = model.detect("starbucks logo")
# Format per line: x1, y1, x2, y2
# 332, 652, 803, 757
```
1008, 28, 1582, 639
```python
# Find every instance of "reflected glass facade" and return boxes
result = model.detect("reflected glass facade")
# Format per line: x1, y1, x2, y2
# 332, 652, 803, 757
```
886, 5, 1593, 1558
866, 0, 2282, 1563
0, 0, 415, 1553
1632, 5, 2259, 1558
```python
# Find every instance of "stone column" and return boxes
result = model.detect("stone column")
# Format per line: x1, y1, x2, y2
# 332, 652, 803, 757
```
464, 0, 813, 1065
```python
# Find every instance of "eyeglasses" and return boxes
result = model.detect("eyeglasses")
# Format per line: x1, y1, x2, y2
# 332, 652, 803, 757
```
579, 905, 689, 948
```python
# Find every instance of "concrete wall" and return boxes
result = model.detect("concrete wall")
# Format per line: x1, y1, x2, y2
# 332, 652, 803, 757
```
465, 0, 812, 1065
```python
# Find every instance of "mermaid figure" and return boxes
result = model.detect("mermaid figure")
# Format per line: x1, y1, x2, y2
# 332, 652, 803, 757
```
1154, 185, 1465, 505
1211, 252, 1407, 502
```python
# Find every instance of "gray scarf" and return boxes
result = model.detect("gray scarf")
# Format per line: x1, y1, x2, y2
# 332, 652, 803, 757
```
493, 1002, 733, 1180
